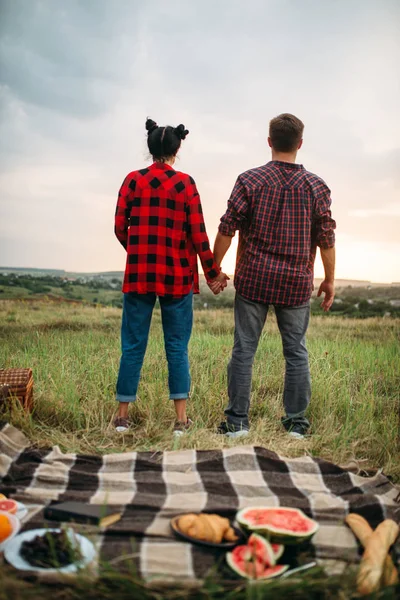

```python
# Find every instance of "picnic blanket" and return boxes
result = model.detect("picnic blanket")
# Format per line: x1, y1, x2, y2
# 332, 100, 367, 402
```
1, 421, 399, 583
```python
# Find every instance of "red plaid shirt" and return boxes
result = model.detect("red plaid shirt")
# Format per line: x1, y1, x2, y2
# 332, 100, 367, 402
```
115, 162, 220, 296
219, 161, 336, 306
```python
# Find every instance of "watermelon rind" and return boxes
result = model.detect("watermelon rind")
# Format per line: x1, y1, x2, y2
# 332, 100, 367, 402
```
247, 533, 276, 566
271, 543, 284, 560
237, 506, 319, 544
226, 552, 289, 580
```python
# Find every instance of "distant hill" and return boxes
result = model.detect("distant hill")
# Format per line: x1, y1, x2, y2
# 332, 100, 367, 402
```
0, 267, 397, 287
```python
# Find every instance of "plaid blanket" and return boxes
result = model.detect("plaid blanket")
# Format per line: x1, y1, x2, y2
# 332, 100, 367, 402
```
1, 421, 399, 583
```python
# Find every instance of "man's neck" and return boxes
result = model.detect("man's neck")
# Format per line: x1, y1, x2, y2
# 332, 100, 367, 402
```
271, 150, 297, 163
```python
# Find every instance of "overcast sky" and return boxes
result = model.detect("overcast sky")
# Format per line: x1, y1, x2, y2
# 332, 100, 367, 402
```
0, 0, 399, 282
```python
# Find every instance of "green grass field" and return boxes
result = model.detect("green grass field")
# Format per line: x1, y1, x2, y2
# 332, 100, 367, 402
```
1, 298, 399, 599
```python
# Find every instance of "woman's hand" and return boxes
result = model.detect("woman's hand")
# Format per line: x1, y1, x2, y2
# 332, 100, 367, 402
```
207, 272, 230, 295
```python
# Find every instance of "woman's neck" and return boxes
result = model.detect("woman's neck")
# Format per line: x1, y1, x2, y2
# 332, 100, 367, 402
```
154, 157, 175, 166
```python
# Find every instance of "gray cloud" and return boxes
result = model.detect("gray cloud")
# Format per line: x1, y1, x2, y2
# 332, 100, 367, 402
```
0, 0, 399, 280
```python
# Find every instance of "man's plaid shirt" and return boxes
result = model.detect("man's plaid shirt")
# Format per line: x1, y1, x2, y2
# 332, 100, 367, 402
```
219, 161, 336, 306
115, 162, 220, 297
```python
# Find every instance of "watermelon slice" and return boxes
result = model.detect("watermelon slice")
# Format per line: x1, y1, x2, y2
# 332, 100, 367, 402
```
226, 532, 290, 580
0, 499, 18, 515
247, 533, 275, 566
226, 547, 288, 580
237, 506, 319, 544
271, 542, 284, 560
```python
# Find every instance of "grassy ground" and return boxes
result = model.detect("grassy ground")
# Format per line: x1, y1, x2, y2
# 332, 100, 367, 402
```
0, 298, 399, 599
0, 299, 399, 477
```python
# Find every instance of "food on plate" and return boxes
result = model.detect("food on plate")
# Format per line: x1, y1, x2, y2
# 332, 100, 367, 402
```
226, 533, 289, 580
345, 513, 398, 588
0, 498, 18, 515
0, 494, 6, 500
355, 519, 399, 596
237, 506, 319, 544
0, 514, 13, 543
20, 529, 82, 569
177, 513, 238, 544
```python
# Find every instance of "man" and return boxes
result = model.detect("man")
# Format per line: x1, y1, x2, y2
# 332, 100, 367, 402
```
212, 113, 336, 439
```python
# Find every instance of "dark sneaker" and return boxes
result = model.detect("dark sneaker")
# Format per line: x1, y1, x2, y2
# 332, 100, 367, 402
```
217, 421, 249, 438
173, 417, 193, 437
281, 416, 310, 439
114, 417, 130, 433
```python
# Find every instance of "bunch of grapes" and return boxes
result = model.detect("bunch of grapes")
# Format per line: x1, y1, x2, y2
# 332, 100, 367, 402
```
20, 529, 82, 568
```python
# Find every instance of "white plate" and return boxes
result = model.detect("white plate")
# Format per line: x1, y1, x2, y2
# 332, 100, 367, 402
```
0, 511, 21, 552
4, 528, 96, 573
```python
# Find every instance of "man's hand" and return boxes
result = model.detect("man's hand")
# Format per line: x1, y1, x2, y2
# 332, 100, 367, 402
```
317, 280, 335, 312
208, 272, 230, 295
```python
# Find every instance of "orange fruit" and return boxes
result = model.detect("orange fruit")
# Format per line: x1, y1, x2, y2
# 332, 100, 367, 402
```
0, 514, 12, 543
0, 494, 6, 500
0, 499, 18, 514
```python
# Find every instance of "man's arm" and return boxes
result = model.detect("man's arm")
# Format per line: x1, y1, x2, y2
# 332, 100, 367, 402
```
210, 176, 248, 274
317, 247, 335, 311
313, 186, 336, 312
213, 232, 233, 267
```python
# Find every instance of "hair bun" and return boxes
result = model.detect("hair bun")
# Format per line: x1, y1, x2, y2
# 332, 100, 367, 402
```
145, 118, 158, 135
174, 124, 189, 140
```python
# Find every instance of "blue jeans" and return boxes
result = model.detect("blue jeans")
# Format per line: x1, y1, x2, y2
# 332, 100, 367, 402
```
116, 291, 193, 402
225, 293, 311, 429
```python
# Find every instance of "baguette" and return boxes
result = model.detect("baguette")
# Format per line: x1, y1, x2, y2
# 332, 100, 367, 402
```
356, 519, 399, 596
345, 513, 398, 587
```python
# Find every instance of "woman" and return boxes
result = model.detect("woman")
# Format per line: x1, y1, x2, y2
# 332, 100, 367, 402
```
114, 118, 228, 434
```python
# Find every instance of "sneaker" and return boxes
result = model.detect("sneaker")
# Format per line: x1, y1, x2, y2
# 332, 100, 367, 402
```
281, 416, 309, 439
217, 421, 249, 438
173, 418, 193, 437
114, 417, 130, 433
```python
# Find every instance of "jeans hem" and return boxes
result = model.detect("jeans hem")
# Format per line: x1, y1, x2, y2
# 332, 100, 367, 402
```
116, 394, 137, 402
170, 393, 190, 400
225, 418, 250, 430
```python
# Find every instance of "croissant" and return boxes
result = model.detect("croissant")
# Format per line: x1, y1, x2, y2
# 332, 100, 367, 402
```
177, 513, 238, 543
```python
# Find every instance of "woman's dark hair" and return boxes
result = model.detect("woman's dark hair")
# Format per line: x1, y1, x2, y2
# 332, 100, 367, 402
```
145, 118, 189, 161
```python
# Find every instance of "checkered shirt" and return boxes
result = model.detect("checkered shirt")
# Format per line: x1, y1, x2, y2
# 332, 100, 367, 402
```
219, 161, 336, 306
115, 162, 220, 296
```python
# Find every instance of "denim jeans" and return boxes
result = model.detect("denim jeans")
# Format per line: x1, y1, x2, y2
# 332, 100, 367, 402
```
116, 291, 193, 402
225, 293, 311, 429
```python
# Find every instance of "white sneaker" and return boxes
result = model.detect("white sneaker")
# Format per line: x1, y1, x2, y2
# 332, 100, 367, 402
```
217, 421, 249, 438
173, 418, 193, 437
226, 429, 250, 439
114, 417, 130, 432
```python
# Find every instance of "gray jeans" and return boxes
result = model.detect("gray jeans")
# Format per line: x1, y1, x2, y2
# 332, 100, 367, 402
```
225, 293, 311, 429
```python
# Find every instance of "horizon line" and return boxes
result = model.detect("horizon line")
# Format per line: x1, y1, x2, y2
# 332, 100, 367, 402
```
1, 266, 399, 286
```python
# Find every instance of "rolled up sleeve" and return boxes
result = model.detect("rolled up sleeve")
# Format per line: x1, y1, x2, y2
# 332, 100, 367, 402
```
218, 177, 249, 236
313, 188, 336, 249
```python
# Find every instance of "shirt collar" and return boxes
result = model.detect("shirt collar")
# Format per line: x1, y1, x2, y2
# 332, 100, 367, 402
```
269, 160, 303, 169
150, 162, 174, 171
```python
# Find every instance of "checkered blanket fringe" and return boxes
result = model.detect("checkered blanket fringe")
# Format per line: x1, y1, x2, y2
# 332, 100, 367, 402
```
1, 421, 399, 582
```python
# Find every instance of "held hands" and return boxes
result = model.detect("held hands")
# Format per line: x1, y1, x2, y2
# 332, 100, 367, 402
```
317, 279, 335, 312
207, 272, 230, 295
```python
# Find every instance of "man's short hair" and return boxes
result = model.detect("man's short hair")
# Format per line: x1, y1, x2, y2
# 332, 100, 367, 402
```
269, 113, 304, 152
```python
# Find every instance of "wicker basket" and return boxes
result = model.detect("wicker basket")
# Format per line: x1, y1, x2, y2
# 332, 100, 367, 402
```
0, 368, 33, 412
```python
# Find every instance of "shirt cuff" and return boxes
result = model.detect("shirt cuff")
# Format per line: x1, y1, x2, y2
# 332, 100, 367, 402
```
218, 223, 236, 237
317, 232, 335, 249
204, 263, 221, 282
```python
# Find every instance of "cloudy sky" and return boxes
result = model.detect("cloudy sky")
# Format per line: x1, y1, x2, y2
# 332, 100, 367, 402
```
0, 0, 399, 282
